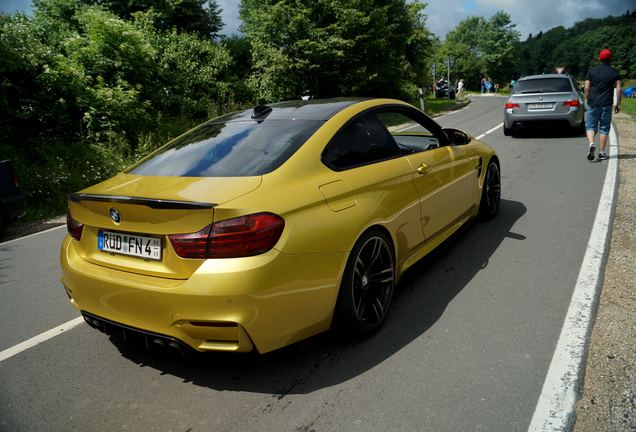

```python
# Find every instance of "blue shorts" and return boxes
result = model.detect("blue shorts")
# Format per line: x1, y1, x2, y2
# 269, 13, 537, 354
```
585, 105, 612, 135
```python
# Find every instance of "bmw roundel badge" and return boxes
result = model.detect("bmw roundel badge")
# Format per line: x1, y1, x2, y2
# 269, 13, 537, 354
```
109, 207, 121, 223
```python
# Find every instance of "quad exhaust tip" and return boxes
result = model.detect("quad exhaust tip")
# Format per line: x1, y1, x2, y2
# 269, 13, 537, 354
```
82, 312, 191, 357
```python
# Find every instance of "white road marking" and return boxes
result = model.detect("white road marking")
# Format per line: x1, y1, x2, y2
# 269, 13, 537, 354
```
0, 316, 84, 362
0, 224, 66, 247
435, 98, 474, 119
397, 123, 422, 132
476, 123, 503, 140
436, 110, 458, 118
528, 126, 619, 431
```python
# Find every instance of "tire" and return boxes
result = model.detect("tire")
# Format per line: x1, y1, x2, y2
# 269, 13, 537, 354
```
503, 125, 512, 136
478, 160, 501, 220
335, 229, 395, 338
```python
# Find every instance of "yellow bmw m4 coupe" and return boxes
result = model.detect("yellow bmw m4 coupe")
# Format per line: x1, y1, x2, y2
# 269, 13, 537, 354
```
60, 98, 500, 354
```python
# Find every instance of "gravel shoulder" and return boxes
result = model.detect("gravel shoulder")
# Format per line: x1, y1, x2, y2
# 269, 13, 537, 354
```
1, 215, 66, 242
574, 111, 636, 431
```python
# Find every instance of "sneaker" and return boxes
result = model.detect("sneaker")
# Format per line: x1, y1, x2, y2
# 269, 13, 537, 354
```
597, 152, 608, 161
587, 145, 596, 161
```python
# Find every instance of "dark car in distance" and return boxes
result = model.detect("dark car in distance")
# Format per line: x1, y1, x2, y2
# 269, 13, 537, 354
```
0, 160, 27, 234
435, 79, 456, 99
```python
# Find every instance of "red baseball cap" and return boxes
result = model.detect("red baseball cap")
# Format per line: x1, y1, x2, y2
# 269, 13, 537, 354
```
598, 49, 612, 60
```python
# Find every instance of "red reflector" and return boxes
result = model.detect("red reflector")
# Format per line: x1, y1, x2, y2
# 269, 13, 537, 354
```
505, 102, 520, 109
169, 212, 285, 259
563, 99, 580, 108
66, 211, 84, 241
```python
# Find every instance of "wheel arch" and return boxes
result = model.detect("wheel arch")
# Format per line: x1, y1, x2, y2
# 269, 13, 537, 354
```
482, 154, 500, 185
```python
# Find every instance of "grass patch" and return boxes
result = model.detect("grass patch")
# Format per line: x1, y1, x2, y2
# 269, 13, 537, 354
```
423, 97, 470, 116
622, 97, 636, 119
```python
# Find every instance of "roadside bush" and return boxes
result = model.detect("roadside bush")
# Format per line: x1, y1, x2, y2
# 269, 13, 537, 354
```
1, 3, 243, 219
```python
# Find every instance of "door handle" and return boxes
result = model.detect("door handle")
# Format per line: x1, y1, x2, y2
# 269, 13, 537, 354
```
417, 163, 431, 174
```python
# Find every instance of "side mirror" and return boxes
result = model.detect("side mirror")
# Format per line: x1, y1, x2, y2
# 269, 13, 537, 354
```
443, 128, 471, 145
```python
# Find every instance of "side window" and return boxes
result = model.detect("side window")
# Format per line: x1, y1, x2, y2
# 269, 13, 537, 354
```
376, 111, 440, 153
322, 112, 401, 170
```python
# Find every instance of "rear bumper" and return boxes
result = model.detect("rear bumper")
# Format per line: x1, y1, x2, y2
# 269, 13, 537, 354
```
60, 236, 346, 354
504, 109, 583, 129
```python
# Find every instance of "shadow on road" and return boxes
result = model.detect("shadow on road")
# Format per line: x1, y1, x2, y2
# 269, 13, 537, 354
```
107, 199, 527, 397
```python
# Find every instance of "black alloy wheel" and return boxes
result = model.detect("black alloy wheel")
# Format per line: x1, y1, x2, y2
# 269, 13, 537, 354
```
336, 229, 395, 337
479, 160, 501, 220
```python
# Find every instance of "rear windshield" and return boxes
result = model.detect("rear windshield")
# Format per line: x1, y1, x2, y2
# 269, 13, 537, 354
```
128, 119, 322, 177
513, 78, 572, 94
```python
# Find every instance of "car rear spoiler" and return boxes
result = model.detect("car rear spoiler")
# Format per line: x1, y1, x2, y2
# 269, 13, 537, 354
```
68, 193, 216, 210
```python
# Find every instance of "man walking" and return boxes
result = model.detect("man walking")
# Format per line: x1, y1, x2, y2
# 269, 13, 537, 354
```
585, 48, 621, 161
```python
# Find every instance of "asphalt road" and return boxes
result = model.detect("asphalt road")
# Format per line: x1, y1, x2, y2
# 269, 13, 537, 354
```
0, 96, 608, 431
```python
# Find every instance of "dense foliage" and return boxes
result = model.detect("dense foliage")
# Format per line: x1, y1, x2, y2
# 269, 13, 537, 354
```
239, 0, 436, 101
436, 12, 521, 90
1, 0, 237, 216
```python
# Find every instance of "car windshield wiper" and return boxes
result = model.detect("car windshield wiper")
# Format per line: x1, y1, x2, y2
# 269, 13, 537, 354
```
520, 89, 543, 94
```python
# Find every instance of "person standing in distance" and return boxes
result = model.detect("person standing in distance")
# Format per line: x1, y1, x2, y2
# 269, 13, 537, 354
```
585, 48, 621, 161
457, 78, 465, 97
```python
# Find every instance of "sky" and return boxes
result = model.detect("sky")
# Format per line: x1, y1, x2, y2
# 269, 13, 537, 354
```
1, 0, 634, 41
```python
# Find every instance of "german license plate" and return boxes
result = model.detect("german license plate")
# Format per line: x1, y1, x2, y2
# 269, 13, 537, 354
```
98, 230, 162, 261
528, 103, 553, 109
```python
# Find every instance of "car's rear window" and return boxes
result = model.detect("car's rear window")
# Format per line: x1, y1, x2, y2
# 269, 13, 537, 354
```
128, 119, 322, 177
513, 78, 572, 94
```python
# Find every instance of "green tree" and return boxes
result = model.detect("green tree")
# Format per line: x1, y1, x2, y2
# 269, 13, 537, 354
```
35, 0, 224, 38
1, 0, 236, 215
481, 11, 521, 82
240, 0, 435, 102
222, 34, 256, 102
436, 17, 484, 88
438, 11, 520, 89
152, 29, 233, 120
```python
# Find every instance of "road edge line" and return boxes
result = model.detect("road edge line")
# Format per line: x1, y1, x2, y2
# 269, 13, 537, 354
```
527, 126, 619, 431
0, 316, 84, 363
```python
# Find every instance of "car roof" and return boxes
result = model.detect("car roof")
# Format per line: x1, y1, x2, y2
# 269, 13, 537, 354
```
214, 98, 371, 122
519, 74, 573, 81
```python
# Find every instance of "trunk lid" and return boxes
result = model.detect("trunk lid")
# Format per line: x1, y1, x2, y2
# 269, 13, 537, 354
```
68, 174, 262, 279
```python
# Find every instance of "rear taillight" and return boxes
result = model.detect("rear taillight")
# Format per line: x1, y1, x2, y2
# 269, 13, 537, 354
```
168, 225, 212, 259
563, 99, 580, 108
169, 212, 285, 259
505, 102, 520, 109
67, 211, 84, 241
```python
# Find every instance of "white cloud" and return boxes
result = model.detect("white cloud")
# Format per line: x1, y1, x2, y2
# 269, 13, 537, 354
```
464, 0, 631, 39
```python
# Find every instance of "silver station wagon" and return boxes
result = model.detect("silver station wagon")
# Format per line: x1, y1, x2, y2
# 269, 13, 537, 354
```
504, 74, 585, 136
